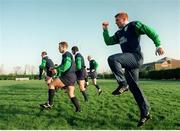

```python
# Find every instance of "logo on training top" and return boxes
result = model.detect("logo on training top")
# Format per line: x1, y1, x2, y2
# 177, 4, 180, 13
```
119, 36, 127, 45
124, 26, 128, 32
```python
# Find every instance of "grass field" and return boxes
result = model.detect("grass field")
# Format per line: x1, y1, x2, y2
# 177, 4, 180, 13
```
0, 79, 179, 130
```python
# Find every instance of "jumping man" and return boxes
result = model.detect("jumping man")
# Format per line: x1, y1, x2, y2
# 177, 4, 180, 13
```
87, 55, 102, 95
102, 12, 164, 127
40, 41, 81, 112
71, 46, 88, 102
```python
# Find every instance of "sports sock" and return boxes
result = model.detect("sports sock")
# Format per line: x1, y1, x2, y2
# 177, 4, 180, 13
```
81, 90, 88, 101
48, 89, 55, 105
85, 77, 88, 82
71, 97, 81, 111
95, 84, 100, 90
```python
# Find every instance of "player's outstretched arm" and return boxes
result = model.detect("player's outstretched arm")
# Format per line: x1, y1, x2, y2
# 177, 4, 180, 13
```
102, 21, 119, 46
39, 59, 46, 69
54, 56, 72, 73
135, 21, 165, 56
76, 57, 82, 71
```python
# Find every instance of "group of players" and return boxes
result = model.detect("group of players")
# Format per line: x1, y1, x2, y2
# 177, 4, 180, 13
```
38, 11, 165, 127
38, 42, 102, 112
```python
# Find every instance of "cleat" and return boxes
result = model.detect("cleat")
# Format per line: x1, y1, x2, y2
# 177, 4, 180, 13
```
137, 113, 151, 127
112, 85, 129, 96
75, 109, 82, 112
85, 83, 89, 88
98, 89, 102, 95
39, 102, 53, 109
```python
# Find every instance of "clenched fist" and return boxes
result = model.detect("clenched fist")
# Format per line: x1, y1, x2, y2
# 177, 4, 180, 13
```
102, 21, 109, 29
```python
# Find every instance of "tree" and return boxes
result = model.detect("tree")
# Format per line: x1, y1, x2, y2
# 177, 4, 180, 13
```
0, 64, 4, 74
24, 64, 31, 75
13, 66, 21, 75
30, 65, 36, 75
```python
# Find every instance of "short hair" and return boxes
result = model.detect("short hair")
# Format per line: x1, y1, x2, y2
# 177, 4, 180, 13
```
41, 51, 47, 55
87, 55, 92, 60
71, 46, 79, 53
59, 41, 68, 48
115, 12, 128, 20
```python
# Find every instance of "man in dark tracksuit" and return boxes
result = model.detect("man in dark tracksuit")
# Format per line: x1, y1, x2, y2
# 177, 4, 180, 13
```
40, 42, 81, 112
87, 55, 102, 95
71, 46, 88, 102
39, 51, 54, 85
102, 12, 165, 127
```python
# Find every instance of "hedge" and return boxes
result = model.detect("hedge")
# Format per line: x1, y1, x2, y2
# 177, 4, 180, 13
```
0, 75, 39, 80
140, 68, 180, 79
0, 68, 179, 80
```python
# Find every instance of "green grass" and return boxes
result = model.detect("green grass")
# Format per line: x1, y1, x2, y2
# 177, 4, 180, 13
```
0, 79, 179, 129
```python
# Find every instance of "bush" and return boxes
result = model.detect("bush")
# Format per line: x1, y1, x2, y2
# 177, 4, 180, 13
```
140, 68, 180, 79
0, 74, 39, 80
98, 73, 115, 79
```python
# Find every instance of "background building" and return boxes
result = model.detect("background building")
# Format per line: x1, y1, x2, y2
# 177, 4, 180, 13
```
141, 57, 180, 71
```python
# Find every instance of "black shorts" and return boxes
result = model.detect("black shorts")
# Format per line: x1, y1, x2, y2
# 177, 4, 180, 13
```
76, 69, 86, 80
88, 71, 97, 79
59, 73, 77, 86
46, 71, 53, 77
84, 69, 88, 78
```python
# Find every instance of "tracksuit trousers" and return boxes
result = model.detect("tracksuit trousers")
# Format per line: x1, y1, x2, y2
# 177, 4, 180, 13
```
108, 52, 149, 117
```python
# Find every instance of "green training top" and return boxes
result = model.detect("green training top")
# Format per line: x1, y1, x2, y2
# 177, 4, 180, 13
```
103, 21, 161, 47
89, 59, 98, 71
54, 51, 73, 77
